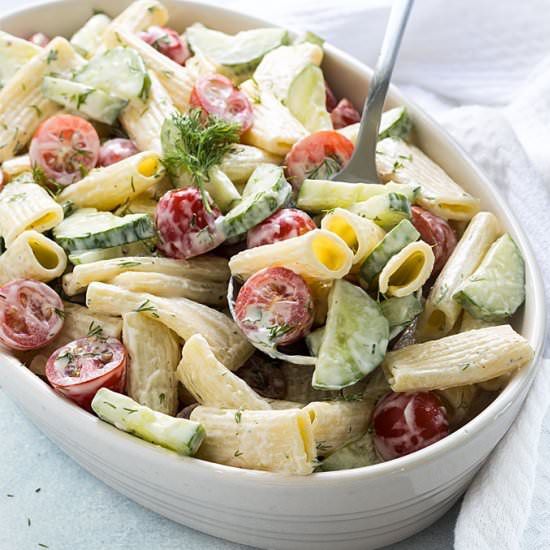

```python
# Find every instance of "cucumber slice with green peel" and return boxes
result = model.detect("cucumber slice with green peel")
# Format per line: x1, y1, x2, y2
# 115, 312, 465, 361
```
350, 192, 411, 231
61, 200, 76, 217
286, 64, 332, 133
42, 77, 128, 125
68, 238, 157, 265
74, 47, 150, 100
221, 163, 291, 238
312, 280, 389, 390
358, 219, 419, 290
186, 24, 289, 83
53, 208, 156, 252
297, 179, 419, 213
453, 233, 525, 321
92, 388, 205, 456
305, 326, 325, 356
380, 294, 423, 339
317, 430, 380, 471
379, 106, 413, 140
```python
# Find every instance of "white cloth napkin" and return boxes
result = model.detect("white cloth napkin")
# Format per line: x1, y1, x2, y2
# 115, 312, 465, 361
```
208, 0, 550, 547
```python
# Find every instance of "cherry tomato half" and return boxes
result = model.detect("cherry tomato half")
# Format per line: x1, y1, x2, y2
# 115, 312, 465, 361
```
98, 138, 139, 167
325, 82, 338, 112
285, 131, 354, 192
139, 25, 191, 65
29, 114, 100, 186
155, 187, 225, 259
0, 279, 64, 351
373, 391, 449, 460
330, 98, 361, 130
27, 32, 50, 47
234, 267, 314, 347
190, 74, 253, 133
247, 208, 316, 248
411, 206, 457, 276
46, 336, 127, 410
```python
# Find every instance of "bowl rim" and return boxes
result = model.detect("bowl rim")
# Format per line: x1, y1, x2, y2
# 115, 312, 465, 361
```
0, 0, 546, 485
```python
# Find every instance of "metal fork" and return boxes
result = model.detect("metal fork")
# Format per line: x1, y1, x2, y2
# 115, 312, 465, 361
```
331, 0, 414, 183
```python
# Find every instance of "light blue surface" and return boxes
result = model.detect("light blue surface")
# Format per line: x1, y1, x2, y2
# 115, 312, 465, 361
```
0, 387, 458, 550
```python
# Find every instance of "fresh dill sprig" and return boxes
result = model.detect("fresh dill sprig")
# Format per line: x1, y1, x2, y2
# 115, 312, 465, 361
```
161, 110, 240, 213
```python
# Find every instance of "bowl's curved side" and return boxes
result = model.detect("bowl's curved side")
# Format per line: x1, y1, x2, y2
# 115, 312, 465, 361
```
0, 2, 546, 550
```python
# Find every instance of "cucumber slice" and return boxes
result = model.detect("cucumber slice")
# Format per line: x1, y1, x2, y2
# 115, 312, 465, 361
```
312, 279, 389, 390
305, 326, 325, 356
92, 388, 205, 456
379, 106, 413, 140
53, 208, 156, 252
453, 233, 525, 321
221, 164, 291, 238
293, 31, 324, 47
380, 294, 423, 339
70, 13, 111, 58
358, 219, 419, 290
42, 77, 128, 125
317, 431, 380, 471
68, 238, 157, 265
186, 24, 289, 83
286, 64, 332, 133
297, 179, 419, 213
350, 192, 411, 231
74, 47, 150, 100
0, 31, 40, 88
61, 200, 76, 217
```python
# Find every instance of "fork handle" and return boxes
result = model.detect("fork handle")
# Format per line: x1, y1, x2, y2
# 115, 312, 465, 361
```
345, 0, 414, 182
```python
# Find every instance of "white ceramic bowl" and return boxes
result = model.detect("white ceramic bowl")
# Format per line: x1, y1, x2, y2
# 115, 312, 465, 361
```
0, 2, 546, 549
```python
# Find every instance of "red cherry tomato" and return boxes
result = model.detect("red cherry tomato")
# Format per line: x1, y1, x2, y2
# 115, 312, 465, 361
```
98, 138, 139, 167
247, 208, 316, 248
373, 391, 449, 460
234, 267, 314, 347
46, 336, 127, 410
139, 25, 190, 65
155, 187, 225, 259
325, 82, 338, 112
0, 167, 4, 191
29, 114, 100, 186
330, 98, 361, 130
27, 32, 50, 47
411, 206, 457, 276
190, 74, 253, 133
0, 280, 64, 351
285, 131, 354, 192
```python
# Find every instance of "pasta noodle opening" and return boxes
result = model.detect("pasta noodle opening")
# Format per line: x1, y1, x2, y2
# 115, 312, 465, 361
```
389, 251, 425, 287
297, 413, 315, 463
312, 234, 349, 271
29, 238, 59, 269
28, 212, 57, 231
137, 156, 160, 177
324, 216, 358, 252
425, 309, 447, 333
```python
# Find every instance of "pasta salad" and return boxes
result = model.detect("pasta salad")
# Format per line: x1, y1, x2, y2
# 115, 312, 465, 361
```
0, 0, 534, 475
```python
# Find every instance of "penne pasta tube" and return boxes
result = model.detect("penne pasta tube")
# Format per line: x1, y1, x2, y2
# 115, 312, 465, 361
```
416, 212, 499, 341
0, 30, 42, 88
240, 79, 308, 156
0, 230, 66, 285
377, 241, 435, 297
321, 208, 385, 268
119, 71, 176, 154
436, 385, 479, 429
27, 302, 122, 376
58, 151, 165, 210
177, 334, 271, 410
86, 282, 253, 371
384, 325, 534, 392
376, 138, 480, 221
1, 154, 31, 180
110, 271, 227, 307
0, 182, 64, 245
63, 255, 230, 296
190, 406, 316, 475
123, 312, 180, 415
220, 145, 282, 186
229, 229, 353, 282
70, 13, 112, 58
0, 37, 83, 162
304, 400, 373, 457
